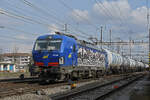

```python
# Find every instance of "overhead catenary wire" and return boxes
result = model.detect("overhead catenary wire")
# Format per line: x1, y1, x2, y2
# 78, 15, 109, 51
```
0, 26, 39, 42
0, 25, 90, 42
19, 0, 93, 38
2, 0, 105, 43
67, 28, 90, 39
107, 0, 125, 26
95, 0, 114, 21
114, 1, 128, 24
94, 0, 122, 37
110, 0, 134, 36
147, 0, 149, 30
57, 0, 100, 30
146, 0, 150, 66
95, 0, 124, 26
0, 36, 32, 43
0, 9, 90, 42
0, 8, 63, 31
20, 0, 92, 37
94, 0, 119, 43
0, 25, 45, 36
0, 28, 33, 42
21, 0, 108, 42
57, 0, 101, 40
2, 0, 63, 28
20, 0, 65, 27
94, 0, 130, 35
93, 0, 148, 60
0, 34, 32, 42
0, 9, 36, 25
0, 7, 90, 40
9, 25, 90, 40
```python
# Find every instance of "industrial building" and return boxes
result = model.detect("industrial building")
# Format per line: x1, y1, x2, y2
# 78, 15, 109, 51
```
0, 53, 31, 72
1, 53, 31, 65
0, 62, 16, 72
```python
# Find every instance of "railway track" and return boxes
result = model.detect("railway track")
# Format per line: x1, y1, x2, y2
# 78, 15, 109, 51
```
0, 77, 39, 83
0, 77, 98, 98
0, 72, 145, 99
50, 73, 145, 100
0, 80, 67, 98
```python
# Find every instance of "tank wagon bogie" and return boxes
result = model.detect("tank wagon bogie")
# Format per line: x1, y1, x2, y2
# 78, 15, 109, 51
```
121, 57, 130, 73
31, 32, 146, 81
103, 49, 124, 74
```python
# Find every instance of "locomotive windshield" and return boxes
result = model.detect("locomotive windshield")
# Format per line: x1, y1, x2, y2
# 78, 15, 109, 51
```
35, 40, 48, 50
47, 39, 62, 50
34, 39, 62, 51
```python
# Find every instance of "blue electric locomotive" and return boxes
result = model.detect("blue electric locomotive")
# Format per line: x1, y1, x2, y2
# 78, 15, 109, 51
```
32, 32, 108, 81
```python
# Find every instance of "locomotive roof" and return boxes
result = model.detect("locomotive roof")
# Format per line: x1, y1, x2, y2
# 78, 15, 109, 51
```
37, 32, 102, 51
37, 34, 75, 41
77, 40, 101, 51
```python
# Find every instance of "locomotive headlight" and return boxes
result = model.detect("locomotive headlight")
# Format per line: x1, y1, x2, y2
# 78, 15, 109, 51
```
59, 57, 64, 64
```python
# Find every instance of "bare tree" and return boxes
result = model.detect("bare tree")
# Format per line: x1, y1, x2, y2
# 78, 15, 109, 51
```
12, 45, 19, 64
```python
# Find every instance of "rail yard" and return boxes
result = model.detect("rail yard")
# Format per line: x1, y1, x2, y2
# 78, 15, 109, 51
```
0, 72, 148, 100
0, 0, 150, 100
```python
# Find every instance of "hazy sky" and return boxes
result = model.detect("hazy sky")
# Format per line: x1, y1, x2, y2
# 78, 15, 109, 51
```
0, 0, 149, 53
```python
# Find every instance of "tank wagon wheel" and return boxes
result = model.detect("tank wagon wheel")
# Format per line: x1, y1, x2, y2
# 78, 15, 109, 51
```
19, 74, 24, 80
96, 70, 104, 78
38, 74, 53, 84
38, 74, 46, 84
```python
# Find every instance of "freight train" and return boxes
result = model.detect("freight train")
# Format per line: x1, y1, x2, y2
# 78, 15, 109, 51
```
31, 32, 147, 82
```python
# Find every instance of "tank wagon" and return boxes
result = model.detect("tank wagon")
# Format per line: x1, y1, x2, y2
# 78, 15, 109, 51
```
31, 32, 146, 81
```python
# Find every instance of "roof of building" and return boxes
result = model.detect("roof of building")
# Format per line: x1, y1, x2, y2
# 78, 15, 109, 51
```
0, 61, 15, 64
0, 53, 32, 57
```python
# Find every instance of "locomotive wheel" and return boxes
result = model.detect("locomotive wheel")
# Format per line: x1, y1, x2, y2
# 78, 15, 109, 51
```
64, 74, 71, 81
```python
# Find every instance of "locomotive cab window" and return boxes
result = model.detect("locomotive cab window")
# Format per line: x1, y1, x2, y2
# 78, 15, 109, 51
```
47, 39, 62, 51
34, 39, 62, 51
35, 40, 48, 50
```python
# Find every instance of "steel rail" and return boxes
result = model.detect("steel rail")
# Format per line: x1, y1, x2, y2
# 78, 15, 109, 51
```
50, 73, 144, 100
0, 77, 39, 83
